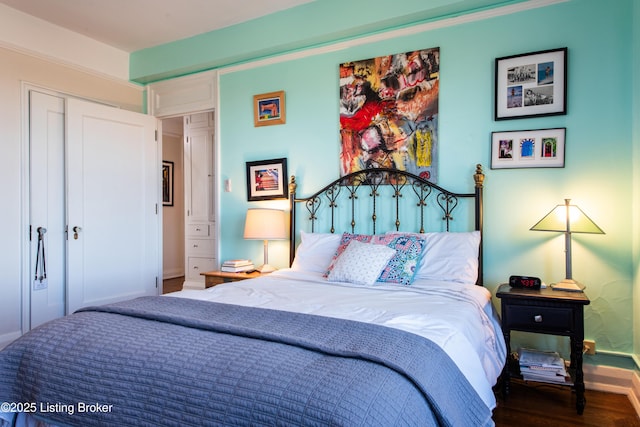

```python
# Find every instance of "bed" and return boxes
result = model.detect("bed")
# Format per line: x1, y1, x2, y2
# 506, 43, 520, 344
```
0, 165, 506, 427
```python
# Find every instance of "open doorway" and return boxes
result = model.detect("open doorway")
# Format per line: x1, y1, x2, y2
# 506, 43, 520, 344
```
160, 111, 216, 292
161, 116, 185, 290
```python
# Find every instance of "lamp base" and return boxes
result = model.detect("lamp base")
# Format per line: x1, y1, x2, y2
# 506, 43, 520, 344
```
255, 264, 277, 273
550, 278, 585, 292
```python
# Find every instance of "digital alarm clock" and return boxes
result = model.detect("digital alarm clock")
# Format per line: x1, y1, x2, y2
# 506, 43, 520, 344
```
508, 275, 542, 289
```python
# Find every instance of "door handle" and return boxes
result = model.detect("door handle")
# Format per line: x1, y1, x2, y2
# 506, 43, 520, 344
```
72, 226, 82, 240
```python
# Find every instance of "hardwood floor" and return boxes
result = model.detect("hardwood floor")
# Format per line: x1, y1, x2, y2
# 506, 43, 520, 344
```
493, 380, 639, 426
160, 277, 639, 425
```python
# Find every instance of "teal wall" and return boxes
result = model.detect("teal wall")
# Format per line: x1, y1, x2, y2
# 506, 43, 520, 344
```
632, 0, 640, 369
130, 0, 530, 84
135, 0, 638, 367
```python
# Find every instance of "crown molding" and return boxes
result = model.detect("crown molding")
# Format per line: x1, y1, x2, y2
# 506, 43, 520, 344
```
0, 3, 136, 87
220, 0, 568, 76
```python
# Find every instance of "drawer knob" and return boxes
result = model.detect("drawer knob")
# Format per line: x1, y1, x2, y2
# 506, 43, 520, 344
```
534, 315, 543, 323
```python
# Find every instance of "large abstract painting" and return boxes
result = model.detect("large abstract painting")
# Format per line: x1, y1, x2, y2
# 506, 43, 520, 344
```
339, 47, 440, 182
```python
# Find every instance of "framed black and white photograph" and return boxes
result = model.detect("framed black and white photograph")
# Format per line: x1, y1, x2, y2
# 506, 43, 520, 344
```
495, 47, 567, 120
162, 161, 174, 206
246, 158, 288, 201
491, 128, 566, 169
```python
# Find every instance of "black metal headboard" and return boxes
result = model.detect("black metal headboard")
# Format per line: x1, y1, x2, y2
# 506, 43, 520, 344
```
289, 164, 485, 284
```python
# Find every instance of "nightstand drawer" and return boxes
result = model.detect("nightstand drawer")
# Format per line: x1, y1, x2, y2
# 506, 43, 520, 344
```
504, 305, 574, 333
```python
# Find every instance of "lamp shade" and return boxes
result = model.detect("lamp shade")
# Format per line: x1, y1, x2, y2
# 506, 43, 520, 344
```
530, 200, 604, 234
530, 199, 604, 288
243, 208, 287, 240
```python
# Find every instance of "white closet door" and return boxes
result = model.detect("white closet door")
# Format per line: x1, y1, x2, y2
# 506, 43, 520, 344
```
185, 128, 214, 222
66, 98, 159, 313
29, 91, 66, 328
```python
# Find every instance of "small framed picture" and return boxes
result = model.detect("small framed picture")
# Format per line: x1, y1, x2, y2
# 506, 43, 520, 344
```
162, 161, 174, 206
495, 48, 567, 120
491, 128, 566, 169
246, 158, 288, 201
253, 91, 286, 127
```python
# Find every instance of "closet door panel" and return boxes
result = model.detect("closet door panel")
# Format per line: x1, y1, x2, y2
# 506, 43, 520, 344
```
185, 129, 214, 222
66, 99, 159, 313
29, 91, 66, 328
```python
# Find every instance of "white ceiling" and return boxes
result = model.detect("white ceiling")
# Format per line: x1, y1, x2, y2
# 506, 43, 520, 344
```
0, 0, 313, 52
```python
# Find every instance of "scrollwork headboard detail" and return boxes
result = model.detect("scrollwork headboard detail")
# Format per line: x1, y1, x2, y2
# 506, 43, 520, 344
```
289, 164, 485, 285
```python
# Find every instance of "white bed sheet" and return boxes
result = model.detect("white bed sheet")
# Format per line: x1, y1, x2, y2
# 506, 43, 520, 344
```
169, 269, 507, 410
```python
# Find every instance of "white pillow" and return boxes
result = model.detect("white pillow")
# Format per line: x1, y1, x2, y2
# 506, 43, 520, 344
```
327, 240, 396, 286
290, 231, 342, 273
418, 231, 480, 284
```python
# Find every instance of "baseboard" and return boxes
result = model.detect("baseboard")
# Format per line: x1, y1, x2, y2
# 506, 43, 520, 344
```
630, 371, 640, 418
163, 268, 184, 279
0, 330, 22, 351
584, 364, 640, 417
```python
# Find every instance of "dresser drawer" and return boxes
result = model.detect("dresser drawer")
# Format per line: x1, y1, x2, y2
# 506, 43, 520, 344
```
187, 257, 216, 280
504, 305, 574, 334
187, 238, 214, 255
187, 223, 210, 237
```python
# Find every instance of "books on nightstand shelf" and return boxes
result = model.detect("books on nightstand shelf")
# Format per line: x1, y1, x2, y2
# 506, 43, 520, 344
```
221, 259, 254, 273
518, 348, 571, 384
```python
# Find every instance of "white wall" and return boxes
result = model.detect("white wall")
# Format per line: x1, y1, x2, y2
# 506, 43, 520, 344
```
633, 0, 640, 362
0, 3, 129, 82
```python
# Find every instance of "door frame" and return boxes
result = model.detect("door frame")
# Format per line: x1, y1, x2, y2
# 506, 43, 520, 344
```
147, 70, 220, 289
19, 82, 163, 333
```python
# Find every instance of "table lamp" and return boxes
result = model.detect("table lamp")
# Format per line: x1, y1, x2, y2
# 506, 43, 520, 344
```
243, 208, 287, 273
530, 199, 604, 290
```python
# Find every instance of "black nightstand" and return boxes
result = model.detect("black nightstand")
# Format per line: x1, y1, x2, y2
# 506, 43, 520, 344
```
496, 283, 591, 415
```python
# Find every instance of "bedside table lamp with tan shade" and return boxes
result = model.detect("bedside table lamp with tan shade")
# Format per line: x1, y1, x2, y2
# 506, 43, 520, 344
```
530, 199, 604, 291
243, 208, 287, 273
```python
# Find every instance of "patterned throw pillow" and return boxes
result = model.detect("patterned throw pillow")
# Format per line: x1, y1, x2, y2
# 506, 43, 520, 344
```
371, 234, 426, 285
327, 240, 396, 286
387, 231, 481, 284
324, 233, 374, 276
325, 232, 426, 285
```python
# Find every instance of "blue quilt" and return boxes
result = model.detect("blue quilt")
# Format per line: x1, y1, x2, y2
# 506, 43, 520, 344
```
0, 296, 493, 426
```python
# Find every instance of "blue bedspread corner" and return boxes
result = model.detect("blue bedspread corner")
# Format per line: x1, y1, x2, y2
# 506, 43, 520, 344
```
1, 296, 493, 426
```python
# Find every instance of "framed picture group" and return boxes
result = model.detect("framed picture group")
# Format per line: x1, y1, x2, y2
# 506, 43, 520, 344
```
492, 47, 567, 169
495, 47, 567, 120
491, 128, 565, 169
